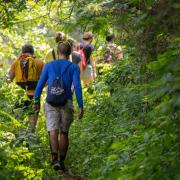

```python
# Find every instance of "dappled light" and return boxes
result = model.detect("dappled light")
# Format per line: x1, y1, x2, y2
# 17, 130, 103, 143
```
0, 0, 179, 179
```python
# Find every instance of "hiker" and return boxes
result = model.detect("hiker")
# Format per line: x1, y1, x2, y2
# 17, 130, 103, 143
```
104, 33, 123, 63
68, 39, 82, 95
33, 41, 84, 171
80, 32, 96, 86
68, 38, 82, 66
9, 44, 44, 133
45, 31, 67, 62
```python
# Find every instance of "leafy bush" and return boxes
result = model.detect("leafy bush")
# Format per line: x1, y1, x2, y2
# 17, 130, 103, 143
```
67, 41, 180, 179
0, 73, 60, 179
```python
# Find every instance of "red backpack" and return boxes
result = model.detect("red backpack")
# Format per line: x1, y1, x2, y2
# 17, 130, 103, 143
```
79, 48, 86, 71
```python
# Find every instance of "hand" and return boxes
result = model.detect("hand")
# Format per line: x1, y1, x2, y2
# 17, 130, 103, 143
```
78, 108, 84, 119
93, 72, 97, 80
32, 104, 40, 112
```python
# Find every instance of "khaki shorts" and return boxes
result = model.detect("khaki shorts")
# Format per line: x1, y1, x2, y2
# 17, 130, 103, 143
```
81, 65, 93, 80
44, 100, 74, 132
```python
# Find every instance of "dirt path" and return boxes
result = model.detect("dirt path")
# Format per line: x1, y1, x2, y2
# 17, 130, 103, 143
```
59, 171, 84, 180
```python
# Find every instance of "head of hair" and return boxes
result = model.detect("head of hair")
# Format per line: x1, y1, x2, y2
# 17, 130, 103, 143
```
57, 40, 72, 57
83, 32, 94, 41
22, 44, 34, 55
55, 31, 67, 43
106, 33, 115, 42
67, 38, 75, 47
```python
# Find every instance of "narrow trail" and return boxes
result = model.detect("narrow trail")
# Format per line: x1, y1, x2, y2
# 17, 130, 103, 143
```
59, 171, 84, 180
33, 113, 86, 180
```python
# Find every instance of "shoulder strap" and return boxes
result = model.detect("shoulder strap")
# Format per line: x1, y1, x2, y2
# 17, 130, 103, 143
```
52, 48, 56, 60
69, 54, 72, 62
51, 62, 72, 79
51, 61, 58, 78
63, 63, 72, 74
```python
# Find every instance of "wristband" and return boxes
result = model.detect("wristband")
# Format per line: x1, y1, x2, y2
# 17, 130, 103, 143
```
32, 97, 39, 105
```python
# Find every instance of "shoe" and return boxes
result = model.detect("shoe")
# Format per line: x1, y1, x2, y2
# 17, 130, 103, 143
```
52, 160, 61, 171
59, 161, 66, 172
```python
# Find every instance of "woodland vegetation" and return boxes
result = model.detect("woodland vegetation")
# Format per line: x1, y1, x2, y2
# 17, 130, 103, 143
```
0, 0, 179, 179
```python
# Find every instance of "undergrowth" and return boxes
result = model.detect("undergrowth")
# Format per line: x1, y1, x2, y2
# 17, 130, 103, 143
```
0, 41, 179, 180
67, 42, 180, 180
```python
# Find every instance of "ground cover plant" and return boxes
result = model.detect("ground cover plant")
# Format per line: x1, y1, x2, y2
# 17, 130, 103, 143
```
0, 0, 179, 179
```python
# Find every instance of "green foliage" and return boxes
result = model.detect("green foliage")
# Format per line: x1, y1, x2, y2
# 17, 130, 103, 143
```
0, 0, 26, 28
67, 43, 179, 179
0, 75, 60, 179
0, 0, 179, 179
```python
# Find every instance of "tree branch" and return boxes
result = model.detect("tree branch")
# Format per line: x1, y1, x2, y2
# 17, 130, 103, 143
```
15, 13, 49, 24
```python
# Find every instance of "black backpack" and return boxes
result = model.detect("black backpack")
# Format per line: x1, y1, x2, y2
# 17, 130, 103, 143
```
46, 62, 72, 107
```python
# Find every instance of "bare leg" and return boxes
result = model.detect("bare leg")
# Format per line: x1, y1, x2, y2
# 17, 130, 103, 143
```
49, 129, 59, 161
82, 78, 91, 87
29, 114, 38, 133
59, 131, 69, 162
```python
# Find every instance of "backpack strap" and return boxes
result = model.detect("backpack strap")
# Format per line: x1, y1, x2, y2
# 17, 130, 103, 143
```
51, 62, 72, 80
62, 63, 72, 75
52, 48, 56, 60
51, 61, 59, 79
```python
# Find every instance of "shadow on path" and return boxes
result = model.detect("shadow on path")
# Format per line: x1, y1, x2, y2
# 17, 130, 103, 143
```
59, 171, 84, 180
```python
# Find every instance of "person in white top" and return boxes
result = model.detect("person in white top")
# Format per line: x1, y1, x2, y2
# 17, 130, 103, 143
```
104, 33, 123, 63
45, 32, 67, 62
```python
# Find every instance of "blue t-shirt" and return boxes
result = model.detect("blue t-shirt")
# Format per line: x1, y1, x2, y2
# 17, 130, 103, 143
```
34, 59, 83, 108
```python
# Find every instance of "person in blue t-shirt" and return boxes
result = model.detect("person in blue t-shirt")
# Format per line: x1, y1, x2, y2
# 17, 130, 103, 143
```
33, 41, 84, 171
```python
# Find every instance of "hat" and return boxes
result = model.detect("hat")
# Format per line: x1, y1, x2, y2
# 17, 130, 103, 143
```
83, 32, 94, 40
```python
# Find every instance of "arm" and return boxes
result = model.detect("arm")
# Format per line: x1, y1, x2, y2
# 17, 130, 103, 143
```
44, 49, 53, 62
73, 66, 83, 109
90, 57, 96, 80
40, 60, 45, 74
88, 45, 96, 80
34, 63, 48, 101
116, 46, 123, 60
8, 61, 16, 82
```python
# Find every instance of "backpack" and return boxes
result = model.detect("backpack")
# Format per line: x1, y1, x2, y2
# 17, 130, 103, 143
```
52, 48, 56, 60
79, 42, 93, 71
104, 43, 122, 63
14, 54, 39, 90
46, 62, 72, 107
104, 47, 112, 63
79, 48, 86, 71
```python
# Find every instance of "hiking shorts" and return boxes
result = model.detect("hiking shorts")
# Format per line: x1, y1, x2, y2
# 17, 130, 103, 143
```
44, 100, 74, 132
81, 64, 93, 80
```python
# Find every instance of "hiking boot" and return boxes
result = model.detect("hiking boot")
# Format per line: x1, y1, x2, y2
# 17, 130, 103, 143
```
59, 161, 66, 172
52, 160, 61, 171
